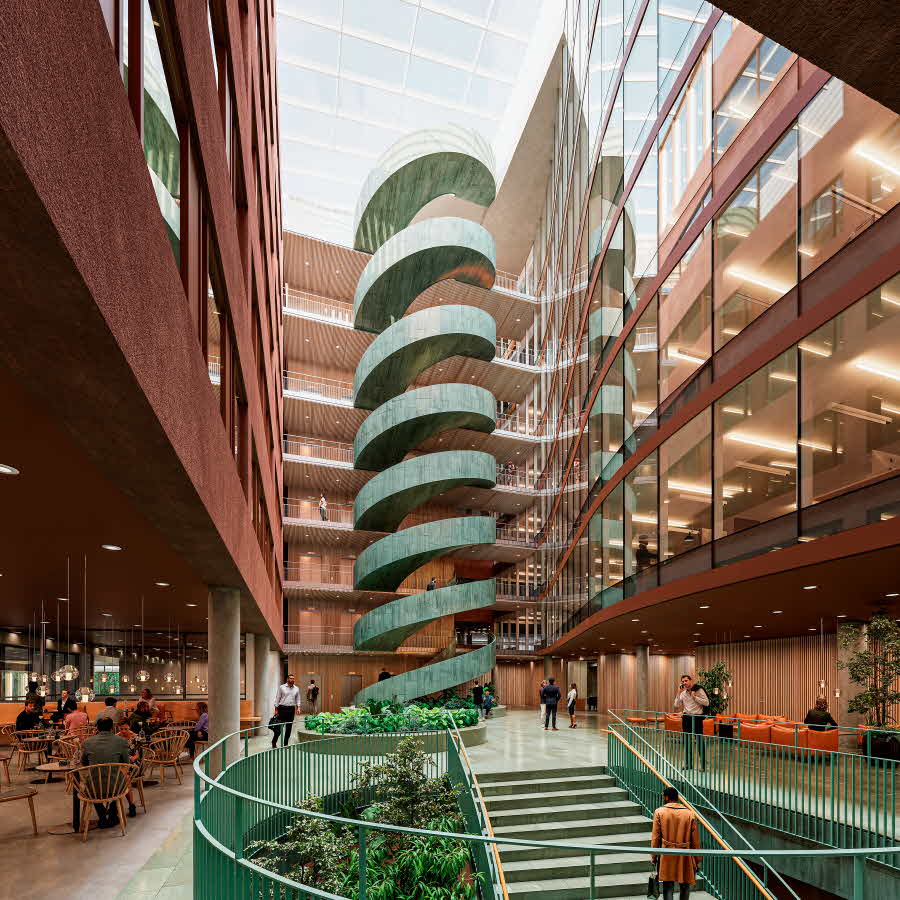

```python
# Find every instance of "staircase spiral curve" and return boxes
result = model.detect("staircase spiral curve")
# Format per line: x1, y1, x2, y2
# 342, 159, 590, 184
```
350, 125, 499, 705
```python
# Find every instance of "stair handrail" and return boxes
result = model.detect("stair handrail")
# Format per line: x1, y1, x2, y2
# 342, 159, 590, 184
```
607, 727, 776, 899
447, 717, 510, 900
608, 710, 801, 900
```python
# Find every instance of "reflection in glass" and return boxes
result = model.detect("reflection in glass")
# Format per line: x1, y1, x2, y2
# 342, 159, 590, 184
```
800, 274, 900, 506
601, 482, 625, 595
714, 348, 797, 537
629, 451, 659, 575
660, 408, 711, 558
713, 128, 798, 349
625, 296, 658, 443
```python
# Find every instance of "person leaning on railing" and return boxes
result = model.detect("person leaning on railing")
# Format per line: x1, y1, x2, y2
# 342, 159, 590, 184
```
803, 697, 839, 732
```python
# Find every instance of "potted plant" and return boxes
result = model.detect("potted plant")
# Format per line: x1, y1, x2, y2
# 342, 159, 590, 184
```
696, 661, 733, 736
838, 612, 900, 760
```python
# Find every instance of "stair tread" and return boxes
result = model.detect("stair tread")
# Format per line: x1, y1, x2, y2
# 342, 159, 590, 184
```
498, 831, 655, 851
492, 800, 641, 818
485, 786, 625, 806
503, 852, 651, 872
494, 814, 651, 836
506, 871, 654, 892
481, 774, 614, 791
478, 766, 606, 783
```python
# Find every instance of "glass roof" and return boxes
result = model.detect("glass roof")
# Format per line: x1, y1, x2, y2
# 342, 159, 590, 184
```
277, 0, 548, 245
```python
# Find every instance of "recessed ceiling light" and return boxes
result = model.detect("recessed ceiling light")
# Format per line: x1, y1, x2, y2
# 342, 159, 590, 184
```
696, 621, 704, 625
744, 634, 751, 637
631, 618, 639, 622
754, 624, 762, 628
155, 582, 170, 587
771, 610, 783, 614
101, 544, 122, 551
699, 604, 710, 609
809, 627, 816, 631
185, 603, 198, 607
58, 597, 68, 602
0, 464, 20, 475
837, 614, 847, 618
693, 632, 701, 636
887, 593, 899, 598
803, 585, 818, 590
101, 613, 112, 617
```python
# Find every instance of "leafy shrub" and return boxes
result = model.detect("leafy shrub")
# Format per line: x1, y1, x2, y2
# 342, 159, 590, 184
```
305, 704, 479, 734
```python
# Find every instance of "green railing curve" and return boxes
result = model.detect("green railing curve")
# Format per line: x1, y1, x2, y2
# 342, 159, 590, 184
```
193, 725, 900, 900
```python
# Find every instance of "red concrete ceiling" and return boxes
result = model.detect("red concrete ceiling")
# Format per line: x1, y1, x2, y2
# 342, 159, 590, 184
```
0, 365, 210, 634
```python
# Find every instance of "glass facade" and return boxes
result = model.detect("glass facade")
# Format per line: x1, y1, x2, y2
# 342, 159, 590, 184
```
539, 3, 900, 646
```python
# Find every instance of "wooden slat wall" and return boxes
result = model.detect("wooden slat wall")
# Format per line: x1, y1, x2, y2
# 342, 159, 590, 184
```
696, 636, 839, 722
596, 653, 696, 714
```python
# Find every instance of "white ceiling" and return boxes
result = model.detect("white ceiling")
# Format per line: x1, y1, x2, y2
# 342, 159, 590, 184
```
276, 0, 554, 245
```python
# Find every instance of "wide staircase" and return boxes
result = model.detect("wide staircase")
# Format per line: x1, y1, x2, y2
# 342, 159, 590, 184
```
480, 765, 713, 899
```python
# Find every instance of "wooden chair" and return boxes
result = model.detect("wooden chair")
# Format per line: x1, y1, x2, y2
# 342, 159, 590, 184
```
0, 787, 38, 835
148, 730, 190, 785
0, 727, 15, 785
68, 763, 133, 841
12, 730, 49, 773
67, 725, 97, 740
44, 737, 80, 782
130, 747, 155, 813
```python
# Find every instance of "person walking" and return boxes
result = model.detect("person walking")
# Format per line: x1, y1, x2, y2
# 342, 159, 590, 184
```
567, 682, 578, 728
538, 679, 548, 724
318, 495, 328, 521
272, 674, 301, 748
483, 688, 494, 718
651, 787, 701, 900
541, 677, 562, 731
674, 675, 709, 770
472, 680, 484, 713
306, 679, 321, 714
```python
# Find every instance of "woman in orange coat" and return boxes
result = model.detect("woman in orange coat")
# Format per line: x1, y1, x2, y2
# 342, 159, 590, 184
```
651, 787, 701, 899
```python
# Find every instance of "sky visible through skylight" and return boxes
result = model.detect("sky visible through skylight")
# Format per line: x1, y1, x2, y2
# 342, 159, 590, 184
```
276, 0, 546, 246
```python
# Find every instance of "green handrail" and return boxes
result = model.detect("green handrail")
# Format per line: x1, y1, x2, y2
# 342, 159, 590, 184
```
193, 724, 900, 900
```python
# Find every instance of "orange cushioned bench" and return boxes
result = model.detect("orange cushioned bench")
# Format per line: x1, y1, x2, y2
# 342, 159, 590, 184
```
770, 725, 808, 749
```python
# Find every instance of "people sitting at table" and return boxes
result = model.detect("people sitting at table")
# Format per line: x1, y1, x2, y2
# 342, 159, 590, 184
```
63, 698, 89, 730
128, 700, 153, 733
117, 720, 137, 742
139, 688, 159, 716
15, 699, 42, 732
51, 689, 71, 723
95, 695, 124, 727
804, 697, 839, 731
186, 702, 209, 759
80, 717, 136, 824
24, 681, 45, 714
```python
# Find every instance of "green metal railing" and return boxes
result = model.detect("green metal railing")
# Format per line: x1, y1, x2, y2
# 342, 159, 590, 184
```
194, 724, 900, 900
609, 709, 898, 866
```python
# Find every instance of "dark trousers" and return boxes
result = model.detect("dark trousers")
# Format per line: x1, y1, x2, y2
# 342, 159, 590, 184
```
319, 508, 327, 520
662, 883, 691, 900
186, 728, 208, 756
544, 703, 558, 728
682, 714, 706, 768
273, 705, 296, 747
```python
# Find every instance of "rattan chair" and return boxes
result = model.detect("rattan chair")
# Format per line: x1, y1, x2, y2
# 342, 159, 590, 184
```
66, 724, 97, 740
44, 738, 80, 782
148, 730, 189, 785
161, 720, 197, 731
130, 747, 155, 812
12, 730, 49, 773
68, 763, 133, 840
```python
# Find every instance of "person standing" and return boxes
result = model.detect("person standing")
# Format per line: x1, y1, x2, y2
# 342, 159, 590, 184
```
472, 681, 484, 715
651, 787, 701, 900
306, 679, 320, 714
567, 682, 578, 728
377, 668, 392, 682
483, 688, 494, 718
319, 495, 328, 521
674, 675, 709, 770
538, 679, 548, 724
272, 674, 301, 748
541, 677, 561, 731
426, 577, 437, 591
25, 681, 45, 714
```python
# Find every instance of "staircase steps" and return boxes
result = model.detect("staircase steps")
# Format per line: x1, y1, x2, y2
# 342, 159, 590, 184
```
477, 765, 713, 899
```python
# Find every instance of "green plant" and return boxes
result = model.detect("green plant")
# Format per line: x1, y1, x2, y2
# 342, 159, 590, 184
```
305, 704, 478, 734
838, 612, 900, 730
696, 661, 733, 717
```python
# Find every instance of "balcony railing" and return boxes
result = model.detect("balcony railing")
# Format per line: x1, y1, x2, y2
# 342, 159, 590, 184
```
284, 499, 355, 526
283, 370, 353, 403
284, 286, 353, 325
283, 435, 354, 465
283, 562, 355, 589
283, 626, 443, 654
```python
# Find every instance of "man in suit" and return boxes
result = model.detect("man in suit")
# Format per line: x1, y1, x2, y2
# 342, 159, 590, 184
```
51, 689, 71, 722
540, 678, 562, 731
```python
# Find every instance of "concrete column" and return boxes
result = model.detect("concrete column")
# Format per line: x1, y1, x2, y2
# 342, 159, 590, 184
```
253, 633, 281, 736
208, 588, 241, 769
836, 622, 866, 751
244, 632, 255, 709
635, 644, 650, 713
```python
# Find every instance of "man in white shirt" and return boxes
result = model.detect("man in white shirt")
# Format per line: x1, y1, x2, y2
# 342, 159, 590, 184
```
272, 674, 301, 748
674, 675, 710, 770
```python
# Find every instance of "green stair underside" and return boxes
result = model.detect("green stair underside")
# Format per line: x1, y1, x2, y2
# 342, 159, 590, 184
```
353, 217, 496, 334
353, 383, 496, 472
353, 124, 496, 254
353, 515, 496, 592
354, 305, 496, 410
354, 579, 496, 651
353, 634, 495, 705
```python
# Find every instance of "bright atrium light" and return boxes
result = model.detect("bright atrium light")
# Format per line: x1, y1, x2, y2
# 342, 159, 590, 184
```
101, 544, 123, 551
0, 464, 20, 475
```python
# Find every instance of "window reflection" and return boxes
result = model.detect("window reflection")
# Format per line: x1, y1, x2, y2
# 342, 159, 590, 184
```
800, 274, 900, 505
625, 296, 658, 443
628, 451, 659, 576
601, 482, 625, 595
660, 408, 711, 557
713, 128, 798, 349
714, 348, 797, 537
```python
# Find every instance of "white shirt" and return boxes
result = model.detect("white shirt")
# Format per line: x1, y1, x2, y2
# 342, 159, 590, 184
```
674, 687, 709, 715
567, 689, 577, 704
319, 497, 327, 509
274, 683, 301, 707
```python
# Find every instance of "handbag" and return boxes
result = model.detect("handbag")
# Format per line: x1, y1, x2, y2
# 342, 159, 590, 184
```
647, 862, 660, 899
267, 714, 281, 732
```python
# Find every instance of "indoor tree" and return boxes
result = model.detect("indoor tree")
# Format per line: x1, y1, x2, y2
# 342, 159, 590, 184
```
838, 612, 900, 731
696, 661, 734, 717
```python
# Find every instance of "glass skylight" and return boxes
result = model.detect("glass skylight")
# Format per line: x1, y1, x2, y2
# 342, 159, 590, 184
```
277, 0, 548, 245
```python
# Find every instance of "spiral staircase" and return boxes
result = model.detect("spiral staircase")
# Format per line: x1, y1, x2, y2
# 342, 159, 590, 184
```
350, 125, 500, 705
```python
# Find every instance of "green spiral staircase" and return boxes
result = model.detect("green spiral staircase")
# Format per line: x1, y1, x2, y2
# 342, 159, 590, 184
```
350, 125, 499, 705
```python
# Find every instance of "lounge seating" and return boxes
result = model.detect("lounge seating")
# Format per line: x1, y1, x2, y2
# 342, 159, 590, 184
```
807, 728, 839, 753
770, 725, 808, 748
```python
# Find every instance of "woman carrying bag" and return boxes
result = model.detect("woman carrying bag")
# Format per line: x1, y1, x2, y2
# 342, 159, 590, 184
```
650, 787, 701, 899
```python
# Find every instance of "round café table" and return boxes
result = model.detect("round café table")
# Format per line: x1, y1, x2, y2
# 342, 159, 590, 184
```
47, 781, 99, 835
34, 760, 74, 785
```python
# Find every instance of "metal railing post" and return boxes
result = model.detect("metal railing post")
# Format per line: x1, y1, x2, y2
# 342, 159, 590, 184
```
853, 855, 865, 900
359, 823, 368, 900
589, 851, 596, 900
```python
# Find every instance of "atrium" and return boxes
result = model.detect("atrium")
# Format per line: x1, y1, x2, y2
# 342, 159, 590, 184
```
0, 2, 898, 899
